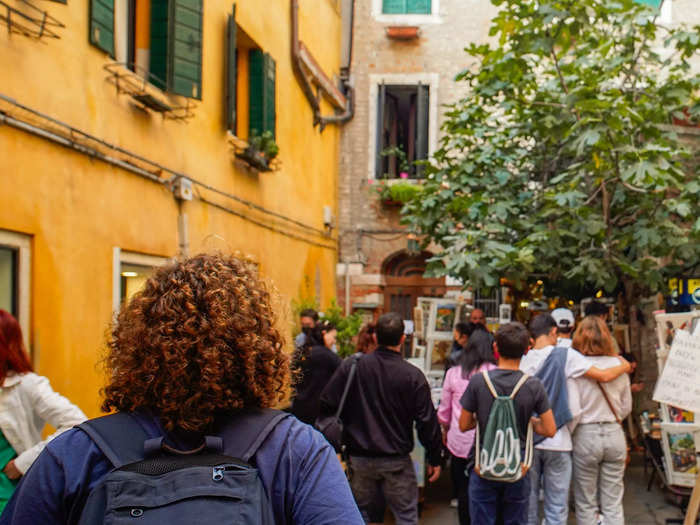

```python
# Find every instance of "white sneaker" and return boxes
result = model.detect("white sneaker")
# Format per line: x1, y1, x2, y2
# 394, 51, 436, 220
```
450, 498, 458, 508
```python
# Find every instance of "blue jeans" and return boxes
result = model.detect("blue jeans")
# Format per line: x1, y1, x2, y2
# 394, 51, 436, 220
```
527, 448, 572, 525
572, 423, 626, 525
469, 472, 530, 525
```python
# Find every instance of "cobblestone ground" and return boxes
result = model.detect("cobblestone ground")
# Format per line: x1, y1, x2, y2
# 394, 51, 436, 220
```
389, 454, 689, 524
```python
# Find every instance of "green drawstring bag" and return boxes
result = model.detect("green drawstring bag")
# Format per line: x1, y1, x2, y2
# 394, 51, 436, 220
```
475, 371, 533, 483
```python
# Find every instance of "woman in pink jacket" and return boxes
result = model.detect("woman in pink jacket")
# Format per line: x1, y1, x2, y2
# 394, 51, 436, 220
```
438, 330, 496, 524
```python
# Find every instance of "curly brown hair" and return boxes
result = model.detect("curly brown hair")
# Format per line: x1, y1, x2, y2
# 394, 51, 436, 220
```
102, 254, 289, 433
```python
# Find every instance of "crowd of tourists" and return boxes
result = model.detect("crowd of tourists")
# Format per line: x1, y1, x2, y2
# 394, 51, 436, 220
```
292, 302, 633, 525
0, 253, 635, 525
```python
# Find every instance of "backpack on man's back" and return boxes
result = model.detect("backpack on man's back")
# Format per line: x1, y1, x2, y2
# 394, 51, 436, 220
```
475, 371, 533, 483
76, 410, 288, 524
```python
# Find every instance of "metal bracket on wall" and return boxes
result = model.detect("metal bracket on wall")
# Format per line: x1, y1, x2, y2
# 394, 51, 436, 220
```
104, 62, 197, 122
0, 0, 64, 39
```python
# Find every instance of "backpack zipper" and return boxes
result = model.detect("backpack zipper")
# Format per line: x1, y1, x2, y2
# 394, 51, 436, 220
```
212, 464, 250, 481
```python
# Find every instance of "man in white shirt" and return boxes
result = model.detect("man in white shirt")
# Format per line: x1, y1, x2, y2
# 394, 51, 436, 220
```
552, 308, 575, 348
520, 314, 631, 525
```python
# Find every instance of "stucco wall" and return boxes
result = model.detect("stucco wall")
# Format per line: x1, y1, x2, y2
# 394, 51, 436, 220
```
0, 0, 343, 416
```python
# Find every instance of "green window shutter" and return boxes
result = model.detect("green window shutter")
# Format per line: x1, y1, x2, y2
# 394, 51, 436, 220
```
149, 0, 203, 98
263, 53, 276, 139
89, 0, 114, 56
249, 49, 265, 137
406, 0, 431, 13
635, 0, 662, 7
415, 84, 429, 177
170, 0, 203, 99
249, 50, 276, 138
226, 4, 237, 132
382, 0, 406, 14
150, 0, 169, 90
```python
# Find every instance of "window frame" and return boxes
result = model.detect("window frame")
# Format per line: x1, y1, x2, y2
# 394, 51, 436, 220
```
0, 230, 31, 353
372, 0, 441, 24
367, 73, 439, 181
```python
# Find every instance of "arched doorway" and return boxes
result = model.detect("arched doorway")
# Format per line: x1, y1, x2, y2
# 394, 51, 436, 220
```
382, 250, 446, 319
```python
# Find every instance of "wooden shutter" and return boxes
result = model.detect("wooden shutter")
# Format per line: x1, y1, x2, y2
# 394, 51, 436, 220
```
249, 50, 276, 138
249, 49, 265, 137
406, 0, 431, 13
263, 53, 276, 138
375, 83, 386, 178
415, 84, 429, 177
226, 4, 237, 132
150, 0, 169, 90
90, 0, 115, 56
149, 0, 203, 98
382, 0, 406, 14
170, 0, 203, 99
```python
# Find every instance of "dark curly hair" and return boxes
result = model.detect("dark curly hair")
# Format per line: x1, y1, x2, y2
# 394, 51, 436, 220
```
102, 253, 289, 433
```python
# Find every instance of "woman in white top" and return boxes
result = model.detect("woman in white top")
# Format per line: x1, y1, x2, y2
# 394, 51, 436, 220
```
570, 316, 631, 525
0, 310, 86, 511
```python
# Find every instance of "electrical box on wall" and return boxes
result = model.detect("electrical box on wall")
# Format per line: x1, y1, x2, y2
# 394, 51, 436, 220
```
173, 177, 193, 201
323, 205, 333, 229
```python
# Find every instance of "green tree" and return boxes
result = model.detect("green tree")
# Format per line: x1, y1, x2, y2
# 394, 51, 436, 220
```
404, 0, 700, 309
323, 299, 364, 358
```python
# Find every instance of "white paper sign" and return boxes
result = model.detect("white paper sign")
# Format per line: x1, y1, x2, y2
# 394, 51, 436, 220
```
653, 330, 700, 413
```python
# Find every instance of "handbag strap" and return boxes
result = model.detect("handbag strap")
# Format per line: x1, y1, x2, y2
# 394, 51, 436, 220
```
596, 382, 622, 424
335, 354, 361, 419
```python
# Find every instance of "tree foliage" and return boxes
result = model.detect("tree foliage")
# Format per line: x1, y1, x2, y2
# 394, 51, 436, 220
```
403, 0, 700, 297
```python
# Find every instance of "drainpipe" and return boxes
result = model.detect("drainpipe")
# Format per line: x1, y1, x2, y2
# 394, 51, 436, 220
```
345, 262, 351, 316
291, 0, 321, 126
291, 0, 355, 130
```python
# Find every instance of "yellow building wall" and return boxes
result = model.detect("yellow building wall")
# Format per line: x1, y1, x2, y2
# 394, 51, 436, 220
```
0, 0, 343, 417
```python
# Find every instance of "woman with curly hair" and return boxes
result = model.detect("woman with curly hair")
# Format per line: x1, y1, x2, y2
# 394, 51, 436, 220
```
0, 254, 363, 525
290, 320, 341, 425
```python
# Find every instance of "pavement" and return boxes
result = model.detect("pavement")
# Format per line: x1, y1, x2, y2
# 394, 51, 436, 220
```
390, 453, 691, 524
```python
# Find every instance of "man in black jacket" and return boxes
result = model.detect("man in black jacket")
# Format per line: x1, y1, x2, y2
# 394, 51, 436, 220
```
320, 312, 442, 525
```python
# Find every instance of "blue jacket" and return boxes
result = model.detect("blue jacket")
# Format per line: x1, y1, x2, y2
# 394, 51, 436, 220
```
533, 346, 573, 444
0, 414, 362, 525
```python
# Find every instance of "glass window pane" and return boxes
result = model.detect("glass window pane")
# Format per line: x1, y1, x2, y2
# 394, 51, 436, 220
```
0, 247, 17, 316
120, 263, 155, 303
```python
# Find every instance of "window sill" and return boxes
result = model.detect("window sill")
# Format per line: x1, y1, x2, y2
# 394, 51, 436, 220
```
227, 132, 281, 173
104, 62, 196, 121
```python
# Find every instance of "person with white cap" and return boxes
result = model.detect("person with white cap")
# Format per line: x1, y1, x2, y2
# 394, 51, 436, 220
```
551, 308, 576, 348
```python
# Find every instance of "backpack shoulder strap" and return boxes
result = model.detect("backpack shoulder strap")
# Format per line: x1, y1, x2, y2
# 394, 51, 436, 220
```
218, 409, 291, 463
335, 353, 362, 418
481, 370, 499, 398
509, 373, 530, 399
77, 413, 150, 468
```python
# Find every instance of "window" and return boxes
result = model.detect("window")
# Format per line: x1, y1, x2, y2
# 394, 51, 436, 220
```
0, 230, 31, 351
373, 0, 439, 21
113, 249, 169, 310
376, 84, 429, 178
226, 7, 276, 140
634, 0, 672, 23
382, 0, 431, 14
90, 0, 203, 99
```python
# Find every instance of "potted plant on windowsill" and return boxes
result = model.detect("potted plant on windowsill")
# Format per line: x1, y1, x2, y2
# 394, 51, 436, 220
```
236, 130, 280, 172
371, 146, 422, 206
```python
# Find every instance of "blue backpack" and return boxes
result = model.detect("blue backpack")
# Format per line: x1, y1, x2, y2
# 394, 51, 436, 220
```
76, 410, 289, 525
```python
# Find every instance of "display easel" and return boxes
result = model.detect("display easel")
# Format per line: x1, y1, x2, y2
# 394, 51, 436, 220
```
410, 297, 471, 385
652, 312, 700, 524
